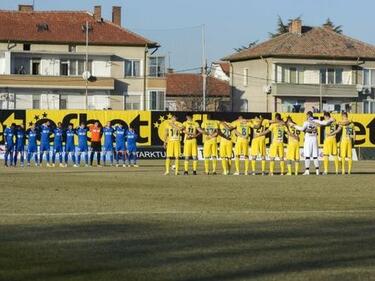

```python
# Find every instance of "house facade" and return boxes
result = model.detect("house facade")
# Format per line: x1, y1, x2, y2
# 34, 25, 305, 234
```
224, 20, 375, 113
0, 5, 166, 111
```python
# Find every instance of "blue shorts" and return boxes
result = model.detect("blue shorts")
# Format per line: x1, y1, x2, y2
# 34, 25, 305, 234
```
16, 145, 24, 152
5, 144, 14, 151
127, 146, 137, 153
116, 144, 126, 151
65, 145, 75, 153
28, 146, 37, 153
54, 145, 63, 153
77, 144, 88, 152
104, 145, 113, 152
40, 143, 50, 152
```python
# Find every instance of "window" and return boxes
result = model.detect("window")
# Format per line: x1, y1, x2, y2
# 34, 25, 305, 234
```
149, 57, 165, 77
335, 69, 343, 84
77, 60, 92, 75
31, 59, 40, 75
364, 69, 375, 86
289, 67, 297, 83
60, 96, 67, 109
320, 68, 343, 84
69, 60, 78, 76
148, 90, 165, 110
23, 44, 31, 51
320, 69, 327, 84
32, 95, 40, 109
125, 59, 141, 77
60, 60, 69, 76
327, 68, 335, 84
243, 68, 248, 86
363, 100, 375, 113
69, 45, 76, 52
125, 95, 141, 110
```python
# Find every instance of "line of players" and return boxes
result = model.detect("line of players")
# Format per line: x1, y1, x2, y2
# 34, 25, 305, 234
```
163, 111, 355, 176
3, 121, 138, 168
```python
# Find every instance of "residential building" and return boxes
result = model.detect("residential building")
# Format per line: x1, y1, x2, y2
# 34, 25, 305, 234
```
210, 62, 230, 82
224, 20, 375, 113
166, 73, 231, 111
0, 4, 166, 110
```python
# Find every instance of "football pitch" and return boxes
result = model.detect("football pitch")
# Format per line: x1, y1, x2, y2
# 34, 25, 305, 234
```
1, 160, 375, 281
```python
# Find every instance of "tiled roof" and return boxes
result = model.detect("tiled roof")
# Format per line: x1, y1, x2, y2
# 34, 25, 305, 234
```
218, 62, 230, 76
223, 26, 375, 61
166, 73, 230, 97
0, 10, 157, 47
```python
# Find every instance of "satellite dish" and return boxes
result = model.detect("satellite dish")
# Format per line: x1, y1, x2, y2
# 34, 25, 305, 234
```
82, 71, 91, 81
356, 84, 364, 93
263, 85, 272, 94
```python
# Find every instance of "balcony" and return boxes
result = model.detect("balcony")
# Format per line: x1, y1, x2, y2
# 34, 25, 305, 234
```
0, 75, 114, 90
272, 83, 358, 98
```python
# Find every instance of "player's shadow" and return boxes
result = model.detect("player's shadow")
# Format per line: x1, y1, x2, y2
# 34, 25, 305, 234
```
1, 216, 375, 281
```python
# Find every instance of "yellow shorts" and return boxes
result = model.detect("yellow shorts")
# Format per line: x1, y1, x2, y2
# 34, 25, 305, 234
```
220, 140, 233, 158
340, 140, 352, 159
234, 139, 249, 156
251, 137, 266, 157
269, 142, 284, 158
203, 141, 218, 158
323, 137, 337, 156
183, 139, 198, 158
286, 142, 300, 161
166, 141, 181, 158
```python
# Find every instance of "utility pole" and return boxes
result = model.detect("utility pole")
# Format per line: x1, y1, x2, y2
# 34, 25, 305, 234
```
201, 24, 207, 111
143, 44, 148, 110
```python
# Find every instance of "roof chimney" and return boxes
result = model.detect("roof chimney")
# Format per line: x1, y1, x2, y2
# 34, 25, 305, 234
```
94, 6, 102, 21
289, 19, 302, 35
112, 6, 121, 26
18, 4, 34, 12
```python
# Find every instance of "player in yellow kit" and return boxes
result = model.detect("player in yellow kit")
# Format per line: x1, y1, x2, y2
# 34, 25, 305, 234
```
228, 116, 252, 175
181, 115, 201, 175
257, 113, 286, 176
249, 116, 269, 176
199, 116, 219, 175
163, 115, 183, 175
285, 116, 300, 176
218, 119, 234, 175
331, 112, 355, 175
320, 112, 339, 175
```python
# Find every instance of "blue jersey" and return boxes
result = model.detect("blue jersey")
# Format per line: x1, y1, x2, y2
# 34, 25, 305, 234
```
40, 125, 51, 145
4, 127, 15, 146
53, 128, 64, 147
65, 129, 75, 147
115, 126, 126, 145
27, 129, 38, 148
16, 128, 26, 150
76, 127, 88, 146
126, 130, 138, 148
103, 127, 114, 148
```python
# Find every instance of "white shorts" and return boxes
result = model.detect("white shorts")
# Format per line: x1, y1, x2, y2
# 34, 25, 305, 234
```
304, 135, 318, 158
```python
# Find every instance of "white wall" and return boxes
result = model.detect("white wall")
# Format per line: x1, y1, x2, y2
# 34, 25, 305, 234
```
0, 53, 5, 74
41, 57, 59, 76
211, 64, 230, 82
92, 59, 111, 77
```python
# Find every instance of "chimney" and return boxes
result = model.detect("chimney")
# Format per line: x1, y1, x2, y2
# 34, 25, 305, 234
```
167, 68, 174, 74
112, 6, 121, 26
289, 19, 302, 35
18, 4, 34, 12
94, 6, 102, 21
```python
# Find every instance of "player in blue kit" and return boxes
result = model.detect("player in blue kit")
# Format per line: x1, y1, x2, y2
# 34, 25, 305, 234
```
126, 126, 138, 167
26, 124, 39, 166
64, 123, 77, 167
52, 122, 64, 167
4, 123, 16, 167
39, 121, 52, 167
76, 123, 89, 166
114, 124, 126, 167
14, 124, 26, 167
102, 122, 114, 166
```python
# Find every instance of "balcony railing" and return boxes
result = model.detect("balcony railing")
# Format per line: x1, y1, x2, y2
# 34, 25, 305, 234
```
272, 83, 358, 98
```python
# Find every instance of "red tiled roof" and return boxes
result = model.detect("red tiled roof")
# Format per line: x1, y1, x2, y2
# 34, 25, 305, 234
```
0, 10, 157, 47
217, 62, 230, 76
166, 73, 230, 97
223, 26, 375, 62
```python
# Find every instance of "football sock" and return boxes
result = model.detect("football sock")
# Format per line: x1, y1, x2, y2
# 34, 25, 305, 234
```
287, 164, 292, 175
166, 158, 170, 173
184, 160, 189, 172
334, 156, 339, 174
342, 158, 345, 174
295, 162, 300, 175
313, 157, 319, 169
222, 159, 227, 174
323, 156, 329, 173
212, 158, 217, 173
244, 158, 249, 174
251, 159, 256, 172
270, 161, 275, 174
261, 160, 266, 172
175, 159, 179, 174
235, 157, 240, 173
193, 159, 198, 171
305, 158, 310, 170
280, 161, 285, 174
204, 159, 209, 173
348, 159, 352, 174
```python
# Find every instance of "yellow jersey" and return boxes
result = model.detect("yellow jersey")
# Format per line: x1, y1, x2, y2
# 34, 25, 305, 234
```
287, 125, 300, 145
231, 119, 252, 140
341, 123, 355, 141
219, 122, 233, 142
324, 121, 337, 140
165, 121, 183, 142
269, 122, 287, 144
250, 119, 269, 139
201, 120, 219, 143
182, 120, 200, 141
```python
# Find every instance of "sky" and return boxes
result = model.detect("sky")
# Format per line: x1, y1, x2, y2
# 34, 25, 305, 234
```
2, 0, 375, 71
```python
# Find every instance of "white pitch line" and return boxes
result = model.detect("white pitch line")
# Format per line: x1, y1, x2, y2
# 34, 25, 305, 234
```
2, 209, 375, 217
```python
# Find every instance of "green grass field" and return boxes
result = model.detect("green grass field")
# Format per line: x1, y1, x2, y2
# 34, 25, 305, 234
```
1, 160, 375, 281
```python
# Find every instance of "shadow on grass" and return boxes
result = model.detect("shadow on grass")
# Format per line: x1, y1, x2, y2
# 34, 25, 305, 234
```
1, 216, 375, 281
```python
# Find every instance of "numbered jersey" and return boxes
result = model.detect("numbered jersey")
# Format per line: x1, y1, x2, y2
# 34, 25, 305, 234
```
341, 123, 355, 141
166, 121, 182, 142
201, 120, 219, 143
231, 120, 252, 139
182, 121, 200, 141
324, 121, 337, 140
305, 121, 318, 135
250, 119, 269, 138
269, 123, 287, 143
219, 122, 233, 142
287, 126, 300, 144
